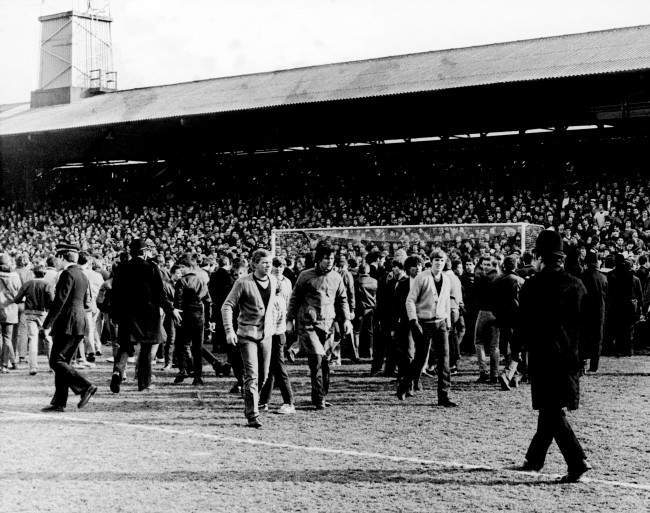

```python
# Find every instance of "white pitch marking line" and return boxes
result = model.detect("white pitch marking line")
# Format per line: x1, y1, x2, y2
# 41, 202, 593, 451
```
2, 410, 649, 492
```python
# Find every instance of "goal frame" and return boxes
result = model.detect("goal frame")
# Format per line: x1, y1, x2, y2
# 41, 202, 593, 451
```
271, 222, 542, 256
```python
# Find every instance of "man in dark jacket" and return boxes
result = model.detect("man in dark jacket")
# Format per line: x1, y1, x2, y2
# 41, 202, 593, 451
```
174, 253, 213, 385
355, 262, 377, 369
393, 255, 421, 395
607, 254, 643, 356
517, 230, 591, 483
494, 255, 524, 390
110, 239, 177, 393
580, 251, 608, 372
41, 243, 97, 412
474, 256, 500, 383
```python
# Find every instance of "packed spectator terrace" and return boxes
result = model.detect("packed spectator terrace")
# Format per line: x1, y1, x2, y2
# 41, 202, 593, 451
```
1, 151, 648, 266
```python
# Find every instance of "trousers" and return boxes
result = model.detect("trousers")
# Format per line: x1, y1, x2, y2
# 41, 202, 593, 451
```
525, 408, 586, 471
49, 334, 93, 407
260, 333, 294, 406
239, 336, 272, 420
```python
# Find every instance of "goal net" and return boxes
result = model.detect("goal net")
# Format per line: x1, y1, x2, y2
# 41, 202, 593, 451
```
271, 223, 545, 259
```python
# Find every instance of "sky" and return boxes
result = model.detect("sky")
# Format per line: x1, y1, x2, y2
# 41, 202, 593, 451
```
2, 0, 650, 104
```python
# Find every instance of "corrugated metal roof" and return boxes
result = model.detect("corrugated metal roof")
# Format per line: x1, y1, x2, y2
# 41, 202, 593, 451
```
3, 24, 650, 136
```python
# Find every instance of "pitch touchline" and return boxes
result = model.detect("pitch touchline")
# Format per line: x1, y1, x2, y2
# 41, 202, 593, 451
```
2, 410, 649, 492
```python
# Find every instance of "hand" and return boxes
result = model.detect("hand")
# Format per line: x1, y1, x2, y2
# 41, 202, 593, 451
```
172, 309, 183, 325
390, 330, 396, 338
226, 332, 238, 346
451, 309, 459, 324
343, 320, 353, 335
409, 319, 423, 338
286, 320, 294, 333
208, 322, 216, 332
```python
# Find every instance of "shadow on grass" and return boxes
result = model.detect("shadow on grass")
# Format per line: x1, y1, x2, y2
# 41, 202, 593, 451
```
0, 467, 554, 486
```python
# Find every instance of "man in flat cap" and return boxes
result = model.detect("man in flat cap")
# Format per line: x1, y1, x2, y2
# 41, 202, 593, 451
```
110, 238, 178, 392
517, 230, 591, 483
41, 243, 97, 411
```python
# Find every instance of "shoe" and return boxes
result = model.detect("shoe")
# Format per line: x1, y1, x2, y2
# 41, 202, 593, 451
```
489, 376, 499, 384
139, 385, 155, 392
499, 374, 511, 391
450, 366, 458, 376
192, 377, 205, 386
518, 459, 543, 472
259, 403, 268, 412
161, 364, 173, 372
396, 390, 406, 401
41, 404, 65, 412
110, 373, 122, 394
220, 363, 232, 377
315, 400, 332, 410
247, 417, 262, 428
278, 403, 296, 414
78, 385, 97, 409
174, 373, 187, 384
95, 351, 102, 357
559, 461, 592, 483
438, 398, 458, 407
86, 353, 96, 363
1, 366, 8, 373
156, 358, 165, 364
82, 361, 96, 369
29, 370, 38, 376
476, 373, 490, 383
229, 383, 242, 394
106, 357, 115, 363
405, 389, 414, 397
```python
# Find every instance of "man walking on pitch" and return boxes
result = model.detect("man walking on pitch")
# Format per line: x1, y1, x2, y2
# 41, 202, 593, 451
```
41, 243, 97, 412
222, 249, 278, 428
517, 230, 591, 483
287, 243, 352, 410
402, 249, 457, 407
110, 239, 178, 393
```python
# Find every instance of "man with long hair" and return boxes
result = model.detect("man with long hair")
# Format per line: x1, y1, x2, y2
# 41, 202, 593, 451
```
287, 243, 352, 410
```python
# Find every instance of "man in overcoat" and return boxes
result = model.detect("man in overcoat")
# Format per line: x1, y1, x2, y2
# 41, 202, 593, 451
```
41, 243, 97, 411
518, 230, 591, 483
110, 239, 177, 393
579, 251, 607, 372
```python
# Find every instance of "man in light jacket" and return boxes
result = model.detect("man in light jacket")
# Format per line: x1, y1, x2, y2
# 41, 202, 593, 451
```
402, 249, 458, 407
222, 249, 278, 428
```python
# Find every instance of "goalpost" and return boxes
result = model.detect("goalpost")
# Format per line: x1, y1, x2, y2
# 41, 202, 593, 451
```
271, 223, 545, 258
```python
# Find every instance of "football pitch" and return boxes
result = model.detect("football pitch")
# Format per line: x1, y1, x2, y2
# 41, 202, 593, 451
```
0, 354, 648, 513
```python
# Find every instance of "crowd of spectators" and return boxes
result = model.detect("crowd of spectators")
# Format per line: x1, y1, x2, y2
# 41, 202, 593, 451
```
1, 170, 649, 269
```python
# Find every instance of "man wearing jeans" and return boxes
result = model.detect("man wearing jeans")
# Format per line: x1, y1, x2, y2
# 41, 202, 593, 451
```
402, 249, 457, 407
222, 249, 278, 428
287, 243, 352, 410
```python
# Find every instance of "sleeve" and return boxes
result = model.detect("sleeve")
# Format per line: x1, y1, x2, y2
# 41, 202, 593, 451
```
43, 271, 73, 329
13, 283, 28, 305
154, 266, 174, 315
346, 272, 356, 313
334, 275, 351, 322
286, 272, 305, 322
173, 279, 184, 310
221, 278, 242, 336
405, 276, 421, 321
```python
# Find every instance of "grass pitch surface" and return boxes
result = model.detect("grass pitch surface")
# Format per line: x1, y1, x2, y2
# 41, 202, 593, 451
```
0, 353, 648, 513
